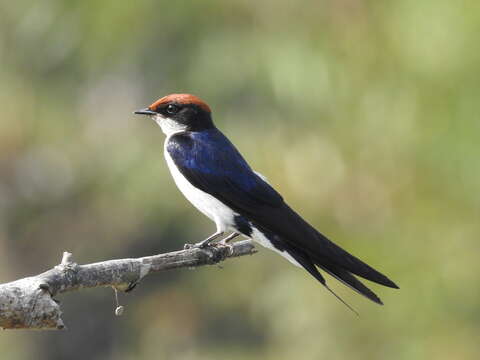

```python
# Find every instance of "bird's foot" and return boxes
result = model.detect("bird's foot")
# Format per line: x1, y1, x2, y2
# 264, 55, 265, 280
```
215, 232, 240, 255
183, 239, 214, 250
216, 239, 234, 256
184, 232, 240, 252
184, 231, 226, 250
183, 240, 234, 261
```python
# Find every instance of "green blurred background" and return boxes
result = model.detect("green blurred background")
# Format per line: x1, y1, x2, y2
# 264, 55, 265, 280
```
1, 0, 479, 359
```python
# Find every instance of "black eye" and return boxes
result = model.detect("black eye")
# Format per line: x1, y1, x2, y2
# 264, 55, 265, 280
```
166, 104, 179, 115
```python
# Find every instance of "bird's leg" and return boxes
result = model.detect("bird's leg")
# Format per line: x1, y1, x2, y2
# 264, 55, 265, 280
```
184, 231, 224, 249
216, 232, 240, 256
218, 232, 240, 245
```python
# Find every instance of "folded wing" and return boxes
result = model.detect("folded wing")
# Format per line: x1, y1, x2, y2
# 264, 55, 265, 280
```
167, 130, 399, 304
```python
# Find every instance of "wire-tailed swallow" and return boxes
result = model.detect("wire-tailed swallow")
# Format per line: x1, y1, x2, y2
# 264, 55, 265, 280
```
135, 93, 398, 311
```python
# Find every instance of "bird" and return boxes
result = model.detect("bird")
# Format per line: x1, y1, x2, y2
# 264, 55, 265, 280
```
134, 93, 398, 312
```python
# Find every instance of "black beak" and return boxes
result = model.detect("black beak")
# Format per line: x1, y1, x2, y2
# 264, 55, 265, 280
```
134, 108, 156, 116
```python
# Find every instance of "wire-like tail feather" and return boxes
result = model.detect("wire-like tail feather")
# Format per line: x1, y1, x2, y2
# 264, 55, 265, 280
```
286, 247, 360, 315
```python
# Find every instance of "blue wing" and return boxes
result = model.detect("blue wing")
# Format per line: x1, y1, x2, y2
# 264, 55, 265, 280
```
166, 129, 284, 210
167, 129, 398, 304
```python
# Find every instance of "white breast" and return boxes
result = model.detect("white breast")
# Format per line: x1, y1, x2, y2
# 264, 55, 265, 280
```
164, 137, 237, 233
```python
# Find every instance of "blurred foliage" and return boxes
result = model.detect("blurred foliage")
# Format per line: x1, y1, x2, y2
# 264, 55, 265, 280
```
1, 0, 479, 359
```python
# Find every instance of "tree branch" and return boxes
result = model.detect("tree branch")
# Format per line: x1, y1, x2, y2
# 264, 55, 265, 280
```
0, 240, 256, 330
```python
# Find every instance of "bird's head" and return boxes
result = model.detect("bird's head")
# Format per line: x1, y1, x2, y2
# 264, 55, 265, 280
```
134, 94, 214, 135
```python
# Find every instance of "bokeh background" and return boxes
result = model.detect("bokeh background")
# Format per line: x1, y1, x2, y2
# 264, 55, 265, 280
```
1, 0, 479, 359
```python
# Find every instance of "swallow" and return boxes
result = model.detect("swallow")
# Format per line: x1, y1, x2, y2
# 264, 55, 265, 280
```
135, 94, 398, 312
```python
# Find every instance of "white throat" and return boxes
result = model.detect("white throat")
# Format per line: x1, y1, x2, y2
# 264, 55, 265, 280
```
154, 115, 187, 136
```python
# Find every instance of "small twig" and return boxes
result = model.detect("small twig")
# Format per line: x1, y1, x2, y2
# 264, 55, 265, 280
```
0, 240, 256, 330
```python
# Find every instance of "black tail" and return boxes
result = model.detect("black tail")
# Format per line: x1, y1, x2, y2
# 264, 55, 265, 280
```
281, 232, 398, 308
287, 248, 360, 315
246, 206, 399, 309
307, 231, 399, 290
267, 204, 400, 290
316, 262, 383, 305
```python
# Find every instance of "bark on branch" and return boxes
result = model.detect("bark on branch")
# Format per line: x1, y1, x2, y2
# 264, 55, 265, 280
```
0, 240, 256, 330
